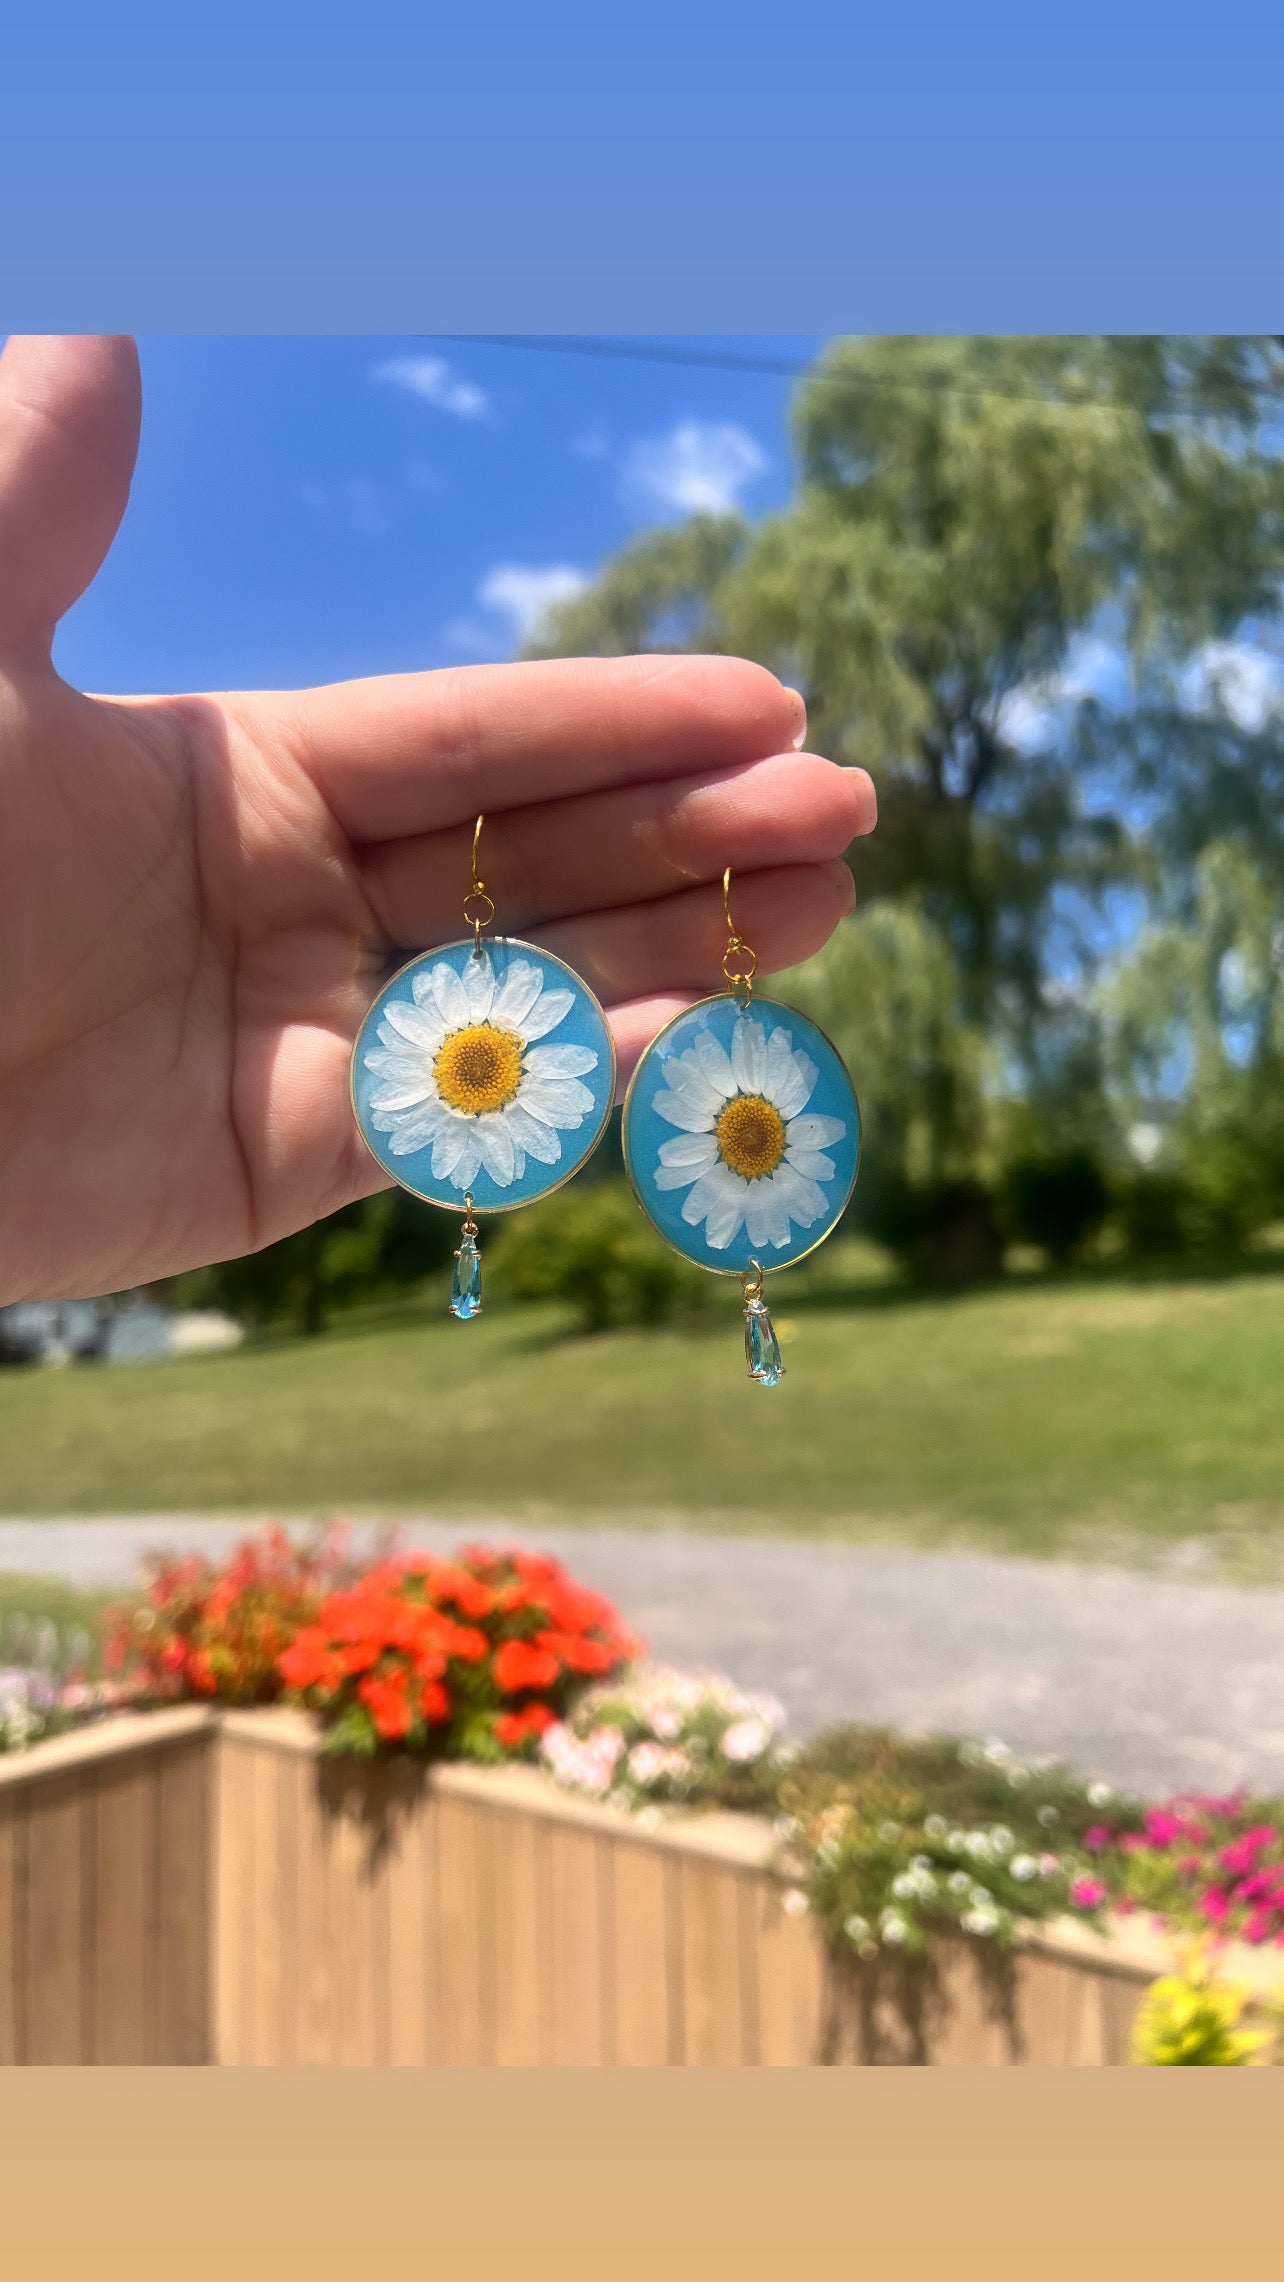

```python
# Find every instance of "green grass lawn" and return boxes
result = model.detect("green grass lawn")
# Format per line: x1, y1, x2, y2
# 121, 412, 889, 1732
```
5, 1250, 1284, 1569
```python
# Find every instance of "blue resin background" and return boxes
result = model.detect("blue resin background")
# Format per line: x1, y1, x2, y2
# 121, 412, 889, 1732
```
352, 937, 615, 1213
623, 994, 860, 1275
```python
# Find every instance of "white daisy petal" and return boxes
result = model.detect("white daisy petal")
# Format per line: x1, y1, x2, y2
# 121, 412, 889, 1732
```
653, 1087, 718, 1135
503, 1102, 562, 1166
761, 1177, 796, 1249
658, 1132, 720, 1171
462, 951, 496, 1021
476, 1117, 517, 1186
520, 987, 575, 1040
365, 1044, 425, 1080
692, 1032, 738, 1100
661, 1054, 725, 1120
731, 1017, 768, 1093
524, 1043, 599, 1080
409, 974, 450, 1035
654, 1161, 706, 1191
519, 1077, 594, 1129
693, 1168, 752, 1259
385, 1111, 443, 1156
785, 1113, 846, 1151
429, 963, 470, 1028
744, 1188, 777, 1250
490, 960, 545, 1027
772, 1163, 827, 1225
368, 1078, 437, 1113
785, 1149, 836, 1183
454, 1141, 484, 1190
380, 1002, 443, 1050
773, 1048, 819, 1120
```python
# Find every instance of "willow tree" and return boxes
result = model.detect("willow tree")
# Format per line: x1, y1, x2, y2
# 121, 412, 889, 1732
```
536, 338, 1284, 1271
538, 337, 1284, 1021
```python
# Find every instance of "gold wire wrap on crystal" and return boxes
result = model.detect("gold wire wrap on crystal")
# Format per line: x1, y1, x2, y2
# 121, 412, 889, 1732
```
462, 813, 497, 952
721, 867, 758, 1005
740, 1259, 764, 1302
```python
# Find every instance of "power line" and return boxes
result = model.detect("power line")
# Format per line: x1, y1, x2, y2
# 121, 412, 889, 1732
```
449, 334, 1281, 420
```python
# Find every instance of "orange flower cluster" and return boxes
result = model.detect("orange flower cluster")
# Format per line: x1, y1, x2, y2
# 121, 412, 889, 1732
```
105, 1528, 342, 1707
277, 1546, 642, 1757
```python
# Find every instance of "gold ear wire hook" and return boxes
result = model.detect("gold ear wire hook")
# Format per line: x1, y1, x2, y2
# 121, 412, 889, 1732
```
462, 811, 497, 954
721, 866, 758, 1006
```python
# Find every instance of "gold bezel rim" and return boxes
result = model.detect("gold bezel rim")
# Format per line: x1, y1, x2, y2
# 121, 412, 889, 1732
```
349, 936, 619, 1217
620, 990, 862, 1279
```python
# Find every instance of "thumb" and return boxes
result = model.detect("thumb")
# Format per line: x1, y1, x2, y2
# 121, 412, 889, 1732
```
0, 335, 141, 659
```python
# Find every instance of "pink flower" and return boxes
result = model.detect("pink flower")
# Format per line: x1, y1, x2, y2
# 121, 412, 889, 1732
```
1083, 1825, 1112, 1853
1200, 1888, 1230, 1924
1070, 1877, 1106, 1910
1143, 1809, 1188, 1849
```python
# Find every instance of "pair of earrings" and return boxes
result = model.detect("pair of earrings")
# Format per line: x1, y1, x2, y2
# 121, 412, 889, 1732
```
350, 816, 860, 1386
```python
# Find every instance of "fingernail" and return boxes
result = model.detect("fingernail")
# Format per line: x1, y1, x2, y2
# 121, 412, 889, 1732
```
840, 867, 857, 915
783, 685, 807, 750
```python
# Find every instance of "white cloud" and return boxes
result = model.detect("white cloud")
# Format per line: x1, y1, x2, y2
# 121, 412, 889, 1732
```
477, 562, 588, 644
621, 420, 767, 516
995, 633, 1132, 751
1181, 639, 1284, 733
371, 355, 490, 421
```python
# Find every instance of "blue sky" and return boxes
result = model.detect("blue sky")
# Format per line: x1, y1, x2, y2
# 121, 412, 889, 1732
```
56, 337, 820, 697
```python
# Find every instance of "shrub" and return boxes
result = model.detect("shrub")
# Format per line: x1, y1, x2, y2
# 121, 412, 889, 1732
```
1132, 1946, 1268, 2066
1072, 1791, 1284, 1946
278, 1545, 641, 1759
541, 1667, 785, 1814
772, 1728, 1139, 1958
106, 1527, 345, 1706
1000, 1149, 1111, 1265
488, 1177, 707, 1331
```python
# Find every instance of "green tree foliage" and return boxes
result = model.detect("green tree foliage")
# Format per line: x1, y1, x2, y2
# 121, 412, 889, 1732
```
1103, 839, 1284, 1251
179, 1188, 457, 1337
534, 337, 1284, 1276
538, 338, 1284, 1026
488, 1178, 707, 1333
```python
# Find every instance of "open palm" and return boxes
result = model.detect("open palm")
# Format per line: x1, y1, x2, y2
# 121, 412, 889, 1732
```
0, 336, 874, 1303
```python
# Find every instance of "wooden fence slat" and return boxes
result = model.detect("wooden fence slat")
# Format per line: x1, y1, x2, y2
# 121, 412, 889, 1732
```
155, 1737, 212, 2064
492, 1802, 544, 2066
545, 1824, 607, 2064
384, 1760, 431, 2066
609, 1834, 672, 2067
292, 1751, 338, 2065
23, 1775, 89, 2063
89, 1759, 154, 2065
678, 1861, 748, 2065
752, 1882, 825, 2066
0, 1795, 19, 2064
212, 1734, 253, 2065
433, 1792, 488, 2064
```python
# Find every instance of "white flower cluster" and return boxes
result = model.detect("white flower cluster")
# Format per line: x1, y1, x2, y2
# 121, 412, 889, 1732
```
0, 1667, 55, 1752
541, 1665, 787, 1808
0, 1666, 158, 1758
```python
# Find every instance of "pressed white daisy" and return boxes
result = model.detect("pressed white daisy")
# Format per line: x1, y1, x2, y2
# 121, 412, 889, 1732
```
651, 1012, 846, 1252
362, 951, 599, 1191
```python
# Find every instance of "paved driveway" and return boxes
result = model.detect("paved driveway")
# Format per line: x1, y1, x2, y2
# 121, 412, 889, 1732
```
3, 1515, 1282, 1797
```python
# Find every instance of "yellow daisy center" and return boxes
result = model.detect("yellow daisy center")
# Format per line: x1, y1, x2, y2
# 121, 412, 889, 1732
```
434, 1022, 524, 1116
715, 1092, 786, 1180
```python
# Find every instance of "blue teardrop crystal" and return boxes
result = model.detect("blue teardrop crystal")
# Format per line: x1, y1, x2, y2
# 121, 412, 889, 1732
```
450, 1232, 482, 1320
744, 1296, 784, 1386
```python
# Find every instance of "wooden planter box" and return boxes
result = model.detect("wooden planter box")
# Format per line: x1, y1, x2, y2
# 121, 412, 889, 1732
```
3, 1706, 1276, 2066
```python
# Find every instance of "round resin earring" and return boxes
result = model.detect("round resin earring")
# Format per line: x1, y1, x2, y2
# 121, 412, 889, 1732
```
351, 816, 616, 1320
622, 872, 860, 1385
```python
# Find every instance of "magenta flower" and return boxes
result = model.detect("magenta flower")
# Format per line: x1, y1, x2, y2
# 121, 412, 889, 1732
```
1070, 1876, 1107, 1910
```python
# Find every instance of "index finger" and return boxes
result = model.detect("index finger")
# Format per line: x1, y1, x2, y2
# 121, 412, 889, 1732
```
244, 653, 807, 843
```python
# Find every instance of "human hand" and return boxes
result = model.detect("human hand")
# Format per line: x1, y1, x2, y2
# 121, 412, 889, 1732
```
0, 335, 875, 1301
